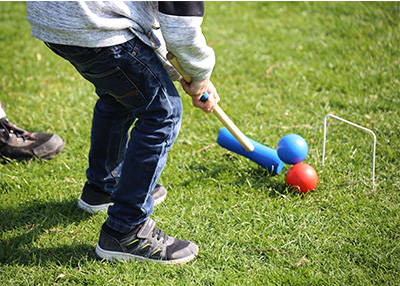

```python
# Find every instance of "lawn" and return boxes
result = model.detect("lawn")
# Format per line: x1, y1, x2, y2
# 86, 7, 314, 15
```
0, 2, 399, 285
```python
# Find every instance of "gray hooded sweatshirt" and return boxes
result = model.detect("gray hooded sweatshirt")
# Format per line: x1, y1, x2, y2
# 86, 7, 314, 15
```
26, 1, 215, 82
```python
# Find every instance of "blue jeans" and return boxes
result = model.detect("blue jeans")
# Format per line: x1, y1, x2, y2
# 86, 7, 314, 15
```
46, 38, 182, 233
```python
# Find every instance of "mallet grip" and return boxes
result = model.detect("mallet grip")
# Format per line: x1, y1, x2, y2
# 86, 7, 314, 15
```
167, 52, 254, 152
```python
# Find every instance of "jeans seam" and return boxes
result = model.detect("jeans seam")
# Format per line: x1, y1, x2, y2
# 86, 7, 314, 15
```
120, 45, 162, 87
80, 47, 115, 67
115, 113, 132, 169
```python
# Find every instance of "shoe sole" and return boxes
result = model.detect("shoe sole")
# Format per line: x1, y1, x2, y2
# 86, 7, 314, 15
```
78, 193, 166, 214
77, 199, 112, 213
95, 243, 198, 265
153, 192, 166, 207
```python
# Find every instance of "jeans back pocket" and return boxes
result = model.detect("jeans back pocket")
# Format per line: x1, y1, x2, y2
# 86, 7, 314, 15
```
81, 67, 147, 109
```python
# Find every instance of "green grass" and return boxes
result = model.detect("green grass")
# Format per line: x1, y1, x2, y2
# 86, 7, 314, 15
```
1, 2, 399, 285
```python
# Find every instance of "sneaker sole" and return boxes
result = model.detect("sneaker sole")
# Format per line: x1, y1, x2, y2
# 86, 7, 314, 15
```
77, 199, 112, 213
95, 243, 197, 265
153, 192, 166, 207
78, 194, 166, 214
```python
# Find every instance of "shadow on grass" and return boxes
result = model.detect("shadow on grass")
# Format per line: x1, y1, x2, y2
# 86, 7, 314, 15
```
184, 153, 291, 198
0, 197, 98, 266
0, 156, 47, 165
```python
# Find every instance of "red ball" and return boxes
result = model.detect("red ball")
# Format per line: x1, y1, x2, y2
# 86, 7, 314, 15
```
286, 163, 318, 194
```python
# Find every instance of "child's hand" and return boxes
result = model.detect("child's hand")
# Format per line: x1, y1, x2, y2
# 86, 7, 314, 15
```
181, 79, 220, 113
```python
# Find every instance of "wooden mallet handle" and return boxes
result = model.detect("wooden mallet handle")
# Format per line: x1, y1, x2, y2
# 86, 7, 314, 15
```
167, 52, 254, 152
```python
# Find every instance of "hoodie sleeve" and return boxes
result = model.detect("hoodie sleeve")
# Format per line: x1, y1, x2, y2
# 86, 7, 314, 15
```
158, 1, 215, 82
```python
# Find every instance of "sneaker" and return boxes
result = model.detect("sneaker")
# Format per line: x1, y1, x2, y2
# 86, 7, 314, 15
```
77, 182, 112, 214
95, 217, 199, 264
78, 182, 168, 213
0, 118, 65, 160
150, 184, 167, 206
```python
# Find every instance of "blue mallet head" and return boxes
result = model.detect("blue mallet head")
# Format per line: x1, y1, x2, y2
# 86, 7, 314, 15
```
276, 134, 309, 165
217, 127, 285, 174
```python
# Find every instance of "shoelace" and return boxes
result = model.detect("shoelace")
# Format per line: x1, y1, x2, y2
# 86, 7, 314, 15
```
152, 227, 168, 243
0, 118, 31, 140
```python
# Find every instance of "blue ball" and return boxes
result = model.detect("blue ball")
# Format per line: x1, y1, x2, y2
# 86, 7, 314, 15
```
277, 134, 309, 165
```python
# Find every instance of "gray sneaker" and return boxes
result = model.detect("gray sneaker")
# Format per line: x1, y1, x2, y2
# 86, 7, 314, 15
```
78, 182, 167, 213
95, 218, 199, 264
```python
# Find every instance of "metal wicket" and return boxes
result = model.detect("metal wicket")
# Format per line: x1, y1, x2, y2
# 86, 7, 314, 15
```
322, 114, 376, 190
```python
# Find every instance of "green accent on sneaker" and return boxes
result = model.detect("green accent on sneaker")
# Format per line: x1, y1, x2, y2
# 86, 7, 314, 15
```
151, 248, 162, 256
127, 239, 139, 246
